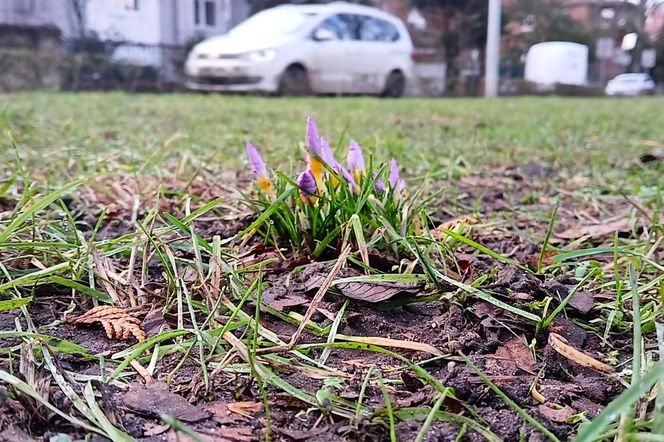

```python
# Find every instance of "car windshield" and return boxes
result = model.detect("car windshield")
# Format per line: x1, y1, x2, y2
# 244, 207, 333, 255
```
229, 9, 316, 39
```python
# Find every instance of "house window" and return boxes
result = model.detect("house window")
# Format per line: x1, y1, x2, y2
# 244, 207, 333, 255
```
194, 0, 200, 25
205, 1, 216, 26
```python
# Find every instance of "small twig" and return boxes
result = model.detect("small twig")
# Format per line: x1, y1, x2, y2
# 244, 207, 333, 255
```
621, 190, 653, 223
222, 331, 269, 380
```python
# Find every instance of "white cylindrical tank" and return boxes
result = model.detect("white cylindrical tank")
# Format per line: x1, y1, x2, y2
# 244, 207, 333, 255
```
525, 42, 588, 86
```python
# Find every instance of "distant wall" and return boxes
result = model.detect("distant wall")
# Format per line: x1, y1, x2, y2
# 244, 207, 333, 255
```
0, 24, 62, 91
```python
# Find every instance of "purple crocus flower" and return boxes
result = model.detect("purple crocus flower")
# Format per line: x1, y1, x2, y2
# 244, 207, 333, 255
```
347, 140, 365, 181
388, 158, 400, 187
320, 137, 337, 168
389, 158, 405, 194
340, 166, 360, 194
372, 173, 386, 193
306, 115, 322, 157
246, 142, 272, 192
297, 169, 318, 204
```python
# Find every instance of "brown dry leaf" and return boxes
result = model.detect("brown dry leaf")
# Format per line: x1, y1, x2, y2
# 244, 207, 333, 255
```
143, 422, 170, 437
548, 333, 614, 373
226, 402, 264, 418
554, 218, 632, 240
273, 426, 329, 441
123, 382, 209, 423
538, 403, 576, 423
336, 280, 424, 302
568, 291, 595, 315
262, 289, 309, 311
68, 306, 146, 342
162, 429, 253, 442
203, 402, 262, 424
526, 251, 556, 271
496, 337, 536, 375
203, 402, 237, 424
336, 334, 443, 356
430, 215, 478, 241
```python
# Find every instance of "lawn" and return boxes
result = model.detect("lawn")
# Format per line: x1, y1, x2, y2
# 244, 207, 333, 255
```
0, 93, 663, 441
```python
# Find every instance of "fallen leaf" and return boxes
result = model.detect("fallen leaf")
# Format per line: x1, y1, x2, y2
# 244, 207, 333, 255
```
162, 428, 253, 442
143, 422, 170, 437
68, 306, 146, 342
538, 403, 576, 423
430, 215, 478, 241
526, 251, 556, 271
262, 288, 309, 311
336, 334, 443, 356
273, 426, 330, 441
548, 333, 614, 374
499, 337, 536, 375
227, 402, 264, 418
554, 219, 632, 240
141, 309, 171, 338
123, 382, 209, 423
336, 280, 424, 302
203, 402, 238, 424
568, 291, 595, 315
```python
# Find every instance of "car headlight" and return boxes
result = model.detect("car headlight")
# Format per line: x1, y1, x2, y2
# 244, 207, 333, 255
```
245, 49, 277, 62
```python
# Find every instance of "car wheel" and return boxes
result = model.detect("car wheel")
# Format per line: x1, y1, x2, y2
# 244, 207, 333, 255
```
382, 70, 405, 98
278, 65, 311, 96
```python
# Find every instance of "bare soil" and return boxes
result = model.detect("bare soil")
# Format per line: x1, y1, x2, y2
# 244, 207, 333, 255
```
0, 165, 647, 441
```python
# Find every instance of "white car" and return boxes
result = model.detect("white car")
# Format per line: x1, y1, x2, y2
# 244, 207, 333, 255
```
605, 73, 656, 96
184, 2, 413, 96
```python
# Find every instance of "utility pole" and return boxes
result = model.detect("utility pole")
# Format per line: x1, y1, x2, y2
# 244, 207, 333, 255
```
485, 0, 501, 97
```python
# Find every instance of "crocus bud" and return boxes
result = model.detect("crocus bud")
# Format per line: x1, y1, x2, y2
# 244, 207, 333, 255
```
388, 158, 400, 188
347, 140, 365, 182
372, 173, 386, 193
246, 142, 272, 192
297, 170, 318, 204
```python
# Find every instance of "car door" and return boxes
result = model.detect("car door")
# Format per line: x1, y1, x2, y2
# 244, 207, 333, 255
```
354, 15, 403, 93
308, 14, 358, 94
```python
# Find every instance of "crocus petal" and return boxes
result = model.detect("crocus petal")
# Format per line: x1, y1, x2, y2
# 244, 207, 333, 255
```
320, 137, 336, 167
340, 166, 360, 194
306, 115, 322, 157
388, 158, 400, 187
307, 155, 325, 189
347, 140, 365, 180
396, 179, 406, 193
372, 173, 386, 193
297, 170, 318, 204
246, 142, 272, 191
297, 170, 317, 195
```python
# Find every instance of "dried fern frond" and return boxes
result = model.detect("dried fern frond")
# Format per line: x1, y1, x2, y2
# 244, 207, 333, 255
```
68, 306, 146, 342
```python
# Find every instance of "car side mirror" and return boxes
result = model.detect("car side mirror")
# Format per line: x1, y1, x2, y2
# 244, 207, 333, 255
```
313, 28, 335, 42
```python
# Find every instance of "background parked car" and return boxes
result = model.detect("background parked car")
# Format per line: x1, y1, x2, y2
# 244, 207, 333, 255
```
605, 73, 656, 96
184, 2, 413, 96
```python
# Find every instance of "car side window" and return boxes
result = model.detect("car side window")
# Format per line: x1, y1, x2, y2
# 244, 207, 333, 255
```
315, 14, 355, 40
358, 16, 400, 42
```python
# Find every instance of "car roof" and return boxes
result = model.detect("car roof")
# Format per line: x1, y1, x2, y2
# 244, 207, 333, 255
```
273, 2, 402, 22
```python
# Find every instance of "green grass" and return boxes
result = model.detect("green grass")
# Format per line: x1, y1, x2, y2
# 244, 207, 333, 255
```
2, 93, 664, 186
0, 92, 663, 441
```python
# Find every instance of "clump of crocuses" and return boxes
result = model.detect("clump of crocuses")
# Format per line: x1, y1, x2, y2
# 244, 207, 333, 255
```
243, 115, 415, 257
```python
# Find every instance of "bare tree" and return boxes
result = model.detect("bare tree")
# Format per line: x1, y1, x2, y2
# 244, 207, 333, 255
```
67, 0, 88, 90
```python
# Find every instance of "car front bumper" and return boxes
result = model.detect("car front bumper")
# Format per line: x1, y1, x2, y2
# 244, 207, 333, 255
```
185, 58, 281, 92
